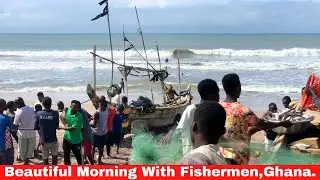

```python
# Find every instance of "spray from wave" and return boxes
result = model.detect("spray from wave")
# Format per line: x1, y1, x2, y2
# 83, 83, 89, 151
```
2, 47, 320, 58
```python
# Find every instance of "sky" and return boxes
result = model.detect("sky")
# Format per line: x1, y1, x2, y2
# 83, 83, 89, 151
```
0, 0, 320, 33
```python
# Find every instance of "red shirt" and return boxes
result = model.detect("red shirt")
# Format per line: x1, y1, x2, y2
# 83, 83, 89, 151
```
107, 106, 116, 132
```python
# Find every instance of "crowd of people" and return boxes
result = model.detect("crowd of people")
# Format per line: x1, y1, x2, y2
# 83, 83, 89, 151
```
0, 92, 130, 165
1, 73, 319, 165
177, 73, 319, 165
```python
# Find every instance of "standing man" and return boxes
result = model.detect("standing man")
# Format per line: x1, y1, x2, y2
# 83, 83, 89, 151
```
35, 92, 44, 109
14, 97, 36, 165
62, 100, 83, 165
0, 99, 14, 165
120, 78, 125, 93
176, 79, 220, 155
75, 101, 95, 165
106, 103, 115, 157
91, 98, 108, 164
34, 97, 59, 165
5, 101, 18, 143
112, 105, 125, 154
57, 101, 66, 125
121, 96, 130, 141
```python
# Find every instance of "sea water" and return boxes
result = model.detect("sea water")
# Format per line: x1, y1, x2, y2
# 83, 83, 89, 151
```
1, 33, 320, 111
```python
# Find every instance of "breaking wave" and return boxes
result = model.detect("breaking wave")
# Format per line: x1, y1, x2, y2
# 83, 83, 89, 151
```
2, 47, 320, 59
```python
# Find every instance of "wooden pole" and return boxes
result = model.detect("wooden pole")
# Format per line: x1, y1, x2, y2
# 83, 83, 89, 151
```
156, 44, 162, 70
177, 50, 181, 99
123, 24, 128, 98
156, 44, 166, 105
106, 0, 114, 85
93, 45, 97, 90
135, 6, 154, 103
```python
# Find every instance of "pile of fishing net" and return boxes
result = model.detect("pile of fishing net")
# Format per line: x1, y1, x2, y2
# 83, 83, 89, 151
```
130, 129, 186, 164
130, 96, 155, 113
129, 128, 320, 164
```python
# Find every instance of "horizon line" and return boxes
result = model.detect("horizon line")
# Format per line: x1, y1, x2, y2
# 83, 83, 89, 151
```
2, 32, 320, 35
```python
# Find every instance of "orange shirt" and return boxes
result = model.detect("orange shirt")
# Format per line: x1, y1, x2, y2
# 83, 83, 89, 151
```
107, 107, 116, 132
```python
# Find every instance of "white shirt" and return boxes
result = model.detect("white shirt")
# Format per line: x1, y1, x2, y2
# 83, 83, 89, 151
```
14, 106, 36, 138
176, 104, 196, 155
112, 94, 122, 105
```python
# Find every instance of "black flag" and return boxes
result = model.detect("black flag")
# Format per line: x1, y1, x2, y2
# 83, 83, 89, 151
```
90, 4, 108, 21
99, 0, 108, 5
90, 11, 108, 21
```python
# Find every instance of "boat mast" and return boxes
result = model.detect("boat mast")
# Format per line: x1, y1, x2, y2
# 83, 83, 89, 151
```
135, 6, 154, 103
106, 0, 114, 85
123, 24, 128, 97
177, 50, 181, 99
156, 44, 166, 105
156, 44, 162, 70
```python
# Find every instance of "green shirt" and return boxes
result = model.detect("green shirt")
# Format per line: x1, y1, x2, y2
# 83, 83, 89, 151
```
64, 108, 83, 144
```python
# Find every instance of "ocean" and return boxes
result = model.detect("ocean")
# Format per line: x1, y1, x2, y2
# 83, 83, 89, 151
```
1, 33, 319, 111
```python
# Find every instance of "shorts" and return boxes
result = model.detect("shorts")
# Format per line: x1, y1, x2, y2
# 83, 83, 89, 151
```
106, 131, 113, 146
83, 141, 92, 156
93, 134, 107, 149
0, 148, 14, 165
42, 142, 58, 159
112, 132, 122, 145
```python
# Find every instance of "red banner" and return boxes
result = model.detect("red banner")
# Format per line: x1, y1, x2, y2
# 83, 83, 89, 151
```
0, 165, 319, 180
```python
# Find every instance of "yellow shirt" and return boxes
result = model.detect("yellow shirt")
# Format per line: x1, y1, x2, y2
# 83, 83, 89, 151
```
122, 108, 130, 128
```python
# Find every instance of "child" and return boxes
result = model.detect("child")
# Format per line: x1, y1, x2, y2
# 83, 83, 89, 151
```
112, 105, 126, 154
34, 104, 43, 159
262, 103, 278, 152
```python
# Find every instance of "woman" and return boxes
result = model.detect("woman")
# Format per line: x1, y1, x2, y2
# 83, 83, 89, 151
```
219, 73, 292, 165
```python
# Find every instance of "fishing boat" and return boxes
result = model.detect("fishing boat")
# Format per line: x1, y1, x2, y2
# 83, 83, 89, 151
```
89, 1, 192, 133
88, 52, 192, 133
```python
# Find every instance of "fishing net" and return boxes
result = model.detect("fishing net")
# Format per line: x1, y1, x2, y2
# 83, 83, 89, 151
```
250, 143, 320, 164
130, 96, 156, 113
129, 127, 320, 164
130, 130, 185, 164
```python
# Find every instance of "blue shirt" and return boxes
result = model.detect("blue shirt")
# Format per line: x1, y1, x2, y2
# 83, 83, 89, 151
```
112, 113, 125, 133
0, 114, 13, 152
34, 110, 59, 144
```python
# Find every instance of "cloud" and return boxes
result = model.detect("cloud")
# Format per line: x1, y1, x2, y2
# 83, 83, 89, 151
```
0, 0, 320, 33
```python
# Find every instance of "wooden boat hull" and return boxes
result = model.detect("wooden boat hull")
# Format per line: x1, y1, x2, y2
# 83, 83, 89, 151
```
129, 85, 192, 133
